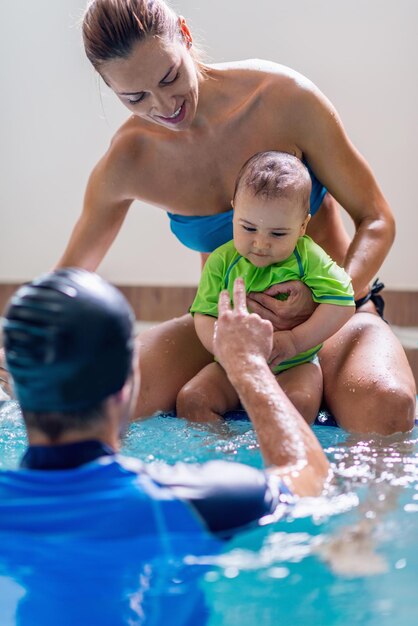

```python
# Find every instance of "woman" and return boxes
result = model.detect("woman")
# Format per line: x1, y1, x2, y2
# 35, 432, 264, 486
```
57, 0, 415, 433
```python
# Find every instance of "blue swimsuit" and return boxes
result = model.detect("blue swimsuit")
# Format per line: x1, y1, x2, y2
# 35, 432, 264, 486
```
167, 163, 327, 253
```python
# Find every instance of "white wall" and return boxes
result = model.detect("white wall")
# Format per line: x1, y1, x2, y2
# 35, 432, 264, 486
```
1, 0, 417, 288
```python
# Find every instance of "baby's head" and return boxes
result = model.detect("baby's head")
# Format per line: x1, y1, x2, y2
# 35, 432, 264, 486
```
232, 151, 312, 267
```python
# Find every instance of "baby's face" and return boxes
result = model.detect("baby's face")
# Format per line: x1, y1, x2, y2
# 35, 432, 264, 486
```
232, 189, 310, 267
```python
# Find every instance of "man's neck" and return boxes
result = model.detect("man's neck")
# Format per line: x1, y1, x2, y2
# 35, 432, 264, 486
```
27, 428, 119, 451
21, 439, 116, 470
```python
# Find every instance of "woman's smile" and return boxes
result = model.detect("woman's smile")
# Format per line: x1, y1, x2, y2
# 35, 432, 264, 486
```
155, 100, 187, 125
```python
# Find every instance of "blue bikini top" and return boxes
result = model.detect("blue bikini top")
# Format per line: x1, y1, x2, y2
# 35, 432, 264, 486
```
167, 162, 327, 253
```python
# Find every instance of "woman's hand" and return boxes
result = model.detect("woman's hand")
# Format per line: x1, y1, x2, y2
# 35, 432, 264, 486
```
246, 281, 317, 331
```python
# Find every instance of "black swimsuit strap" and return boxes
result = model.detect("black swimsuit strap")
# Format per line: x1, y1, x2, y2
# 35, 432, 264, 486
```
355, 278, 386, 321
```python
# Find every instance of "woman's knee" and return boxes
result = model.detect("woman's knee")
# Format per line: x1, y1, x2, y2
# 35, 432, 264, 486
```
322, 315, 416, 433
332, 379, 416, 434
368, 381, 416, 433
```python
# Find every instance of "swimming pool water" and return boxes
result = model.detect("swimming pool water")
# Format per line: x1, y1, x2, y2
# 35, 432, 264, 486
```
0, 402, 417, 625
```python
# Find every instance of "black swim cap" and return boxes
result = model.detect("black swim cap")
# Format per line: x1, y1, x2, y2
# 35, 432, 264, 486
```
2, 269, 135, 412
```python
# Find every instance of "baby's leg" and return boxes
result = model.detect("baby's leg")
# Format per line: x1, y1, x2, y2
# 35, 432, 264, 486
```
177, 362, 240, 422
276, 360, 323, 425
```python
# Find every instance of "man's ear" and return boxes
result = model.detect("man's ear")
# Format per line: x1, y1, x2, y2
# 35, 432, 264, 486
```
107, 381, 130, 409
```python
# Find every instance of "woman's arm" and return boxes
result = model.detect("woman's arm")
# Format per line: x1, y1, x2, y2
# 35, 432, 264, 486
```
292, 83, 395, 297
56, 143, 135, 271
248, 81, 393, 325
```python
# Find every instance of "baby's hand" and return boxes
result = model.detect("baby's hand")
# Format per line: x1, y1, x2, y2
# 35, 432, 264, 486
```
269, 331, 299, 368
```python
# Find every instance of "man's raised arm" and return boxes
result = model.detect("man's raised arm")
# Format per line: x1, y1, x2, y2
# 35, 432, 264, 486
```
213, 278, 330, 497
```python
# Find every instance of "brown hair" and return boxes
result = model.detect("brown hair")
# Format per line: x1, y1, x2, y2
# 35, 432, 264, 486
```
82, 0, 202, 71
233, 151, 312, 216
23, 402, 105, 442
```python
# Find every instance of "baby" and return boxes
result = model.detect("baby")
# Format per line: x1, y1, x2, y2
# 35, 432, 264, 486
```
178, 151, 355, 423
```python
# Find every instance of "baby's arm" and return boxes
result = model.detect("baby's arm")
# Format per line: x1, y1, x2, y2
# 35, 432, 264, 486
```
194, 313, 217, 354
270, 303, 354, 366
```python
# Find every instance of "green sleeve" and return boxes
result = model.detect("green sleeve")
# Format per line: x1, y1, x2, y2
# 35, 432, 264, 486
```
189, 246, 229, 318
299, 236, 355, 305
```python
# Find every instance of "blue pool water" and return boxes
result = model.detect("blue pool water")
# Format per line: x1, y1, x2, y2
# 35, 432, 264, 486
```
0, 402, 417, 625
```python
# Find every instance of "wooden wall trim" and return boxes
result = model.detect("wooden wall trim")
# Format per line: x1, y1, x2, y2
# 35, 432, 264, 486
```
383, 291, 418, 328
0, 282, 417, 325
0, 284, 22, 314
117, 285, 197, 321
0, 283, 198, 322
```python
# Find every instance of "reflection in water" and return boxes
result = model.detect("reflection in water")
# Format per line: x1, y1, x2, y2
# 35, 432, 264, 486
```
0, 403, 417, 625
317, 430, 418, 576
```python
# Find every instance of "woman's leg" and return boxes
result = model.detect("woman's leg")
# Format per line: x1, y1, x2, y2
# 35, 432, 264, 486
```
176, 362, 240, 422
275, 360, 323, 425
134, 314, 213, 417
320, 303, 416, 434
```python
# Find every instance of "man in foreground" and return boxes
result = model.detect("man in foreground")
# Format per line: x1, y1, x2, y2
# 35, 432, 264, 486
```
0, 269, 330, 624
1, 270, 329, 538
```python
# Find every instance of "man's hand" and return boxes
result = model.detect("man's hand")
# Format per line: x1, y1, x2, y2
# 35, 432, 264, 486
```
213, 278, 273, 372
247, 281, 317, 331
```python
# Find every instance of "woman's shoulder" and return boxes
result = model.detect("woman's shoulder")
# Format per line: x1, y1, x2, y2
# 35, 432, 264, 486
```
108, 116, 154, 164
209, 59, 316, 93
92, 117, 156, 191
207, 59, 322, 126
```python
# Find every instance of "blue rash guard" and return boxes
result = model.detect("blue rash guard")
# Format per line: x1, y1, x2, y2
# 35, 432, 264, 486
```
167, 162, 327, 253
0, 441, 294, 625
0, 440, 293, 540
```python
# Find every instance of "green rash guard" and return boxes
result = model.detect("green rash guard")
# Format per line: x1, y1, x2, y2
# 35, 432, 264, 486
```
190, 235, 355, 372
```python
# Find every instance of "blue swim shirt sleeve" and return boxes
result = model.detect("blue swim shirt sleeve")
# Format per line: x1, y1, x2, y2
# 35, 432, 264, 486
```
190, 242, 237, 318
298, 236, 355, 306
144, 461, 293, 538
